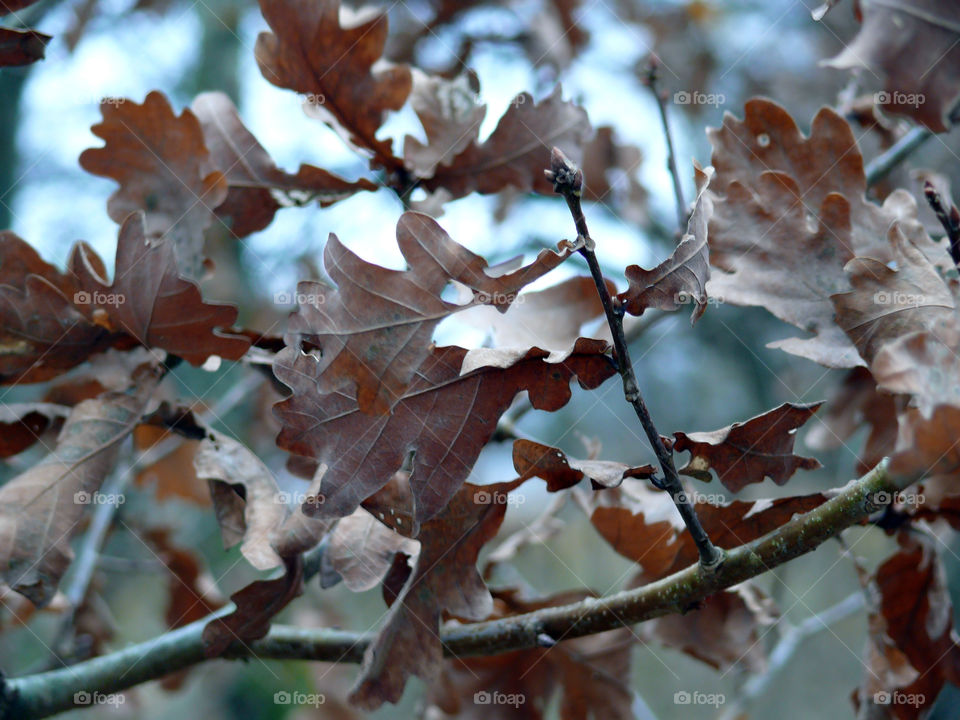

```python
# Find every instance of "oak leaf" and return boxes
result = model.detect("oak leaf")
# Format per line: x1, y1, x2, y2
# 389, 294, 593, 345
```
255, 0, 411, 163
512, 438, 654, 490
0, 28, 49, 67
191, 91, 376, 238
277, 339, 614, 527
79, 91, 228, 277
672, 402, 823, 492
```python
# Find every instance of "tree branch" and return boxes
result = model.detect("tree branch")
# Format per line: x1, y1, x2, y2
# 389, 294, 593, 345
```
644, 58, 686, 232
1, 459, 907, 720
545, 147, 722, 569
864, 126, 932, 187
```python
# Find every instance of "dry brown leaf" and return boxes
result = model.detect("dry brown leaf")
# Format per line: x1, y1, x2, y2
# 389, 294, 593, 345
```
824, 1, 960, 132
191, 91, 377, 238
277, 339, 615, 528
512, 438, 654, 490
0, 363, 162, 605
672, 402, 823, 492
255, 0, 411, 164
79, 91, 228, 277
0, 28, 50, 67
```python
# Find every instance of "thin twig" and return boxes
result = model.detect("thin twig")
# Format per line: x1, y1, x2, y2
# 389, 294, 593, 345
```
0, 459, 904, 720
719, 591, 865, 720
923, 180, 960, 266
864, 126, 932, 186
644, 58, 687, 232
544, 148, 722, 570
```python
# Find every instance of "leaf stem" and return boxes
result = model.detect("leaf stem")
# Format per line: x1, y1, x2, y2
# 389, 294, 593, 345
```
544, 147, 722, 570
644, 58, 687, 232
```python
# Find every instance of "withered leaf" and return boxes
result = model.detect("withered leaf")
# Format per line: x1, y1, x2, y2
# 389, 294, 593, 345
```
857, 533, 960, 718
194, 432, 332, 571
326, 507, 418, 592
68, 212, 250, 366
275, 211, 577, 415
191, 91, 377, 238
144, 529, 226, 629
0, 403, 70, 458
590, 484, 826, 581
705, 98, 944, 367
79, 91, 228, 277
890, 404, 960, 482
872, 324, 960, 417
255, 0, 411, 163
619, 164, 712, 323
276, 339, 615, 527
457, 275, 612, 375
427, 590, 634, 720
0, 364, 162, 605
349, 477, 521, 709
832, 225, 956, 368
202, 555, 303, 657
672, 402, 823, 492
417, 86, 591, 201
825, 1, 960, 132
512, 438, 654, 490
0, 28, 50, 67
806, 367, 900, 475
580, 125, 647, 223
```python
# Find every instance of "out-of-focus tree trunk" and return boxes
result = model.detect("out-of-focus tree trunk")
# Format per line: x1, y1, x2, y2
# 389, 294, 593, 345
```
0, 68, 30, 230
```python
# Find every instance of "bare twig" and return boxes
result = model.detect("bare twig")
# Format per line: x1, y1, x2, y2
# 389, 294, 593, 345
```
719, 591, 865, 720
923, 180, 960, 266
864, 126, 932, 186
0, 459, 904, 720
644, 58, 687, 232
544, 147, 722, 570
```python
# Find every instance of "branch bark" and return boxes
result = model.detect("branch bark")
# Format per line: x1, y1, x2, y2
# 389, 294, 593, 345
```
0, 459, 908, 720
545, 147, 722, 569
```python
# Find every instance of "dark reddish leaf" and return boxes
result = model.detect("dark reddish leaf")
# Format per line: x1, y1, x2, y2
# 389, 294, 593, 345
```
619, 164, 712, 323
202, 555, 303, 657
191, 91, 377, 238
0, 28, 50, 67
0, 403, 70, 458
825, 2, 960, 132
276, 339, 615, 527
255, 0, 411, 163
349, 477, 521, 708
68, 212, 250, 365
672, 402, 823, 491
276, 211, 577, 416
512, 438, 654, 491
890, 405, 960, 482
79, 91, 228, 277
416, 86, 591, 201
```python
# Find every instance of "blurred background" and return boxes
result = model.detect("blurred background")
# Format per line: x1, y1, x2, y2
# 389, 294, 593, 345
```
2, 0, 960, 717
